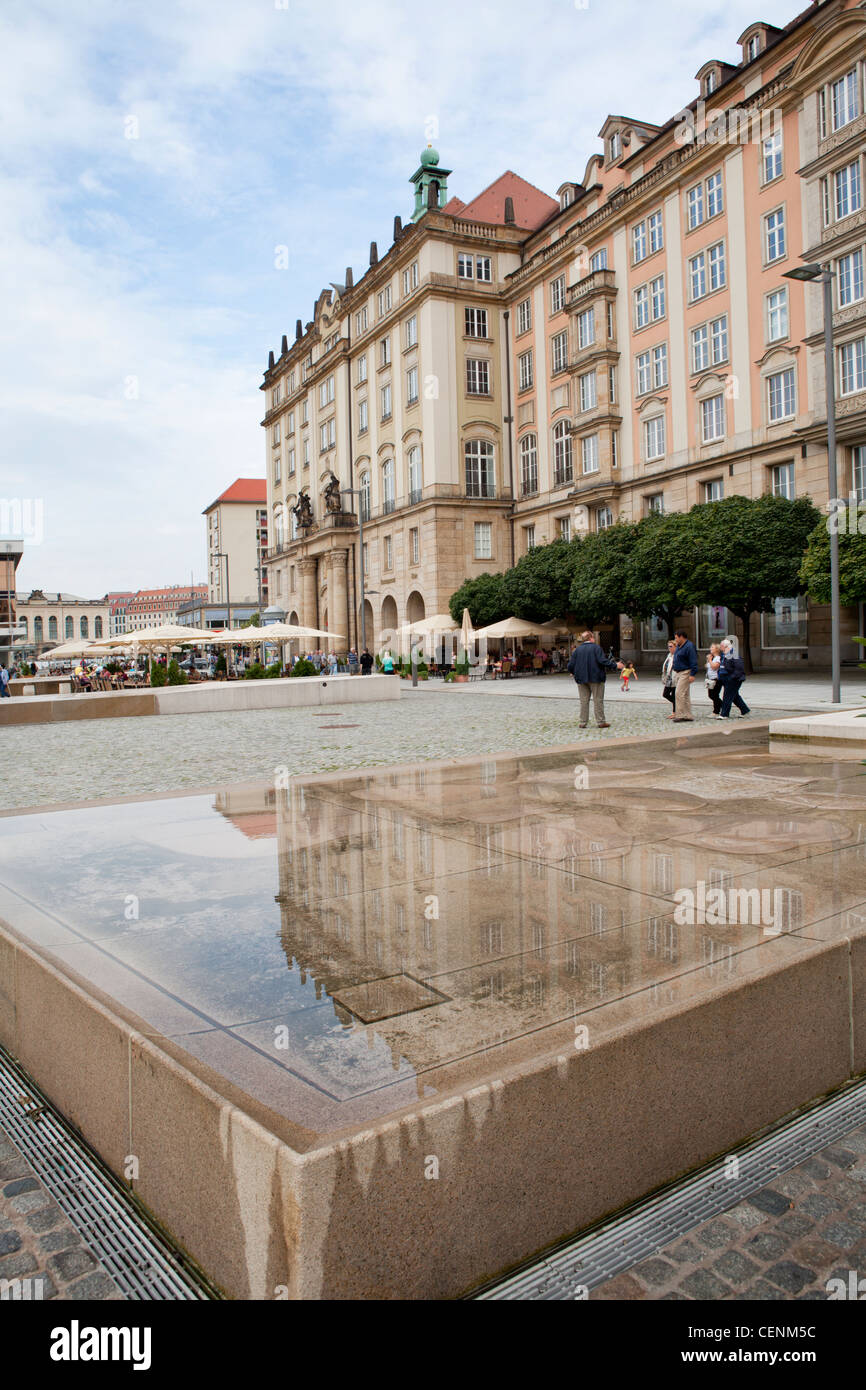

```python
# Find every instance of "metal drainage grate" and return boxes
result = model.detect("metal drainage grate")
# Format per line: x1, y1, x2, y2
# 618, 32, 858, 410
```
0, 1044, 218, 1300
474, 1076, 866, 1300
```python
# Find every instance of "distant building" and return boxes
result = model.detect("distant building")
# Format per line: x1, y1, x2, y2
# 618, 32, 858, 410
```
203, 479, 268, 612
122, 585, 207, 633
0, 541, 23, 664
107, 591, 135, 637
14, 590, 110, 657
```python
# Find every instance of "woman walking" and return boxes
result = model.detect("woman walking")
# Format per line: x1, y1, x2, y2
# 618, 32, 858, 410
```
661, 640, 676, 718
705, 643, 723, 718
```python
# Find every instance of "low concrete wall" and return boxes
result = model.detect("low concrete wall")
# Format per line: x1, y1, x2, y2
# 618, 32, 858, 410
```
0, 915, 862, 1299
769, 708, 866, 757
0, 674, 398, 726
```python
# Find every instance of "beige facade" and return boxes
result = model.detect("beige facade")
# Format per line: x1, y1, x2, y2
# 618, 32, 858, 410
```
263, 0, 866, 665
204, 481, 268, 610
14, 590, 109, 655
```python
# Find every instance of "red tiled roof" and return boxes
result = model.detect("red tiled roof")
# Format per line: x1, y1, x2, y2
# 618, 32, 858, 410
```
206, 478, 267, 510
456, 171, 558, 230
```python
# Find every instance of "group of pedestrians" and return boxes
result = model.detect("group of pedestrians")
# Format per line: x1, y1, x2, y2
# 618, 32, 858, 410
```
566, 629, 750, 729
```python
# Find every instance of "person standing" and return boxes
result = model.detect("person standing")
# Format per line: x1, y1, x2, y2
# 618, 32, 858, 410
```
382, 650, 395, 674
705, 643, 723, 718
566, 631, 623, 728
619, 661, 637, 692
717, 639, 751, 719
0, 663, 10, 698
359, 649, 374, 675
671, 630, 698, 722
661, 640, 677, 718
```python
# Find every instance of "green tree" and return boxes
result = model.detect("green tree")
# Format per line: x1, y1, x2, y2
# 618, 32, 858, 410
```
500, 538, 579, 621
242, 613, 261, 628
568, 523, 637, 626
449, 572, 507, 626
680, 493, 821, 672
800, 511, 866, 606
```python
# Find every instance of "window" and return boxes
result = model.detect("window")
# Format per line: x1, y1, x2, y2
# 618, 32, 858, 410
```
687, 183, 704, 230
608, 365, 617, 403
771, 463, 795, 499
553, 420, 573, 486
691, 315, 728, 370
704, 70, 717, 96
558, 516, 571, 542
407, 366, 418, 403
358, 399, 368, 433
520, 434, 538, 495
649, 211, 664, 254
362, 543, 369, 574
517, 298, 531, 334
767, 288, 788, 342
465, 307, 488, 338
551, 275, 565, 313
272, 422, 281, 446
287, 371, 296, 393
355, 307, 368, 334
406, 315, 418, 348
703, 478, 724, 502
577, 308, 595, 348
377, 286, 392, 318
647, 492, 664, 514
650, 275, 666, 320
853, 444, 866, 502
301, 399, 309, 424
706, 171, 723, 218
763, 129, 783, 183
764, 208, 786, 263
409, 528, 419, 565
608, 131, 622, 162
560, 188, 572, 210
612, 430, 619, 467
651, 343, 668, 388
357, 354, 367, 384
746, 33, 761, 61
767, 367, 796, 422
319, 376, 335, 408
632, 221, 647, 263
590, 248, 608, 271
465, 440, 495, 497
274, 454, 282, 483
476, 257, 492, 282
838, 250, 864, 307
474, 521, 492, 559
635, 277, 665, 327
607, 303, 615, 339
287, 410, 295, 433
840, 337, 866, 396
644, 415, 665, 461
634, 285, 649, 329
822, 68, 860, 136
466, 358, 490, 395
359, 472, 371, 521
408, 446, 422, 503
65, 616, 72, 638
701, 394, 725, 443
551, 330, 569, 374
581, 433, 599, 475
48, 615, 58, 640
636, 350, 651, 396
380, 336, 391, 368
579, 370, 597, 411
689, 242, 725, 300
403, 262, 419, 295
382, 459, 395, 513
80, 616, 88, 638
518, 350, 533, 390
303, 438, 310, 468
288, 447, 295, 475
596, 506, 613, 531
835, 162, 862, 222
319, 418, 335, 452
457, 253, 474, 279
525, 525, 536, 551
381, 382, 392, 419
383, 535, 393, 570
271, 386, 280, 408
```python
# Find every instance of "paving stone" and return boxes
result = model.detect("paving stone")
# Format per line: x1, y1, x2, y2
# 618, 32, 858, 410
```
821, 1221, 863, 1250
800, 1158, 832, 1181
679, 1269, 731, 1300
748, 1187, 792, 1217
590, 1271, 646, 1300
712, 1249, 760, 1284
0, 1231, 23, 1257
664, 1238, 706, 1264
2, 1177, 39, 1198
694, 1218, 736, 1250
763, 1260, 817, 1294
774, 1172, 815, 1199
49, 1246, 98, 1283
790, 1237, 849, 1270
632, 1257, 678, 1288
798, 1194, 839, 1219
0, 1159, 29, 1182
64, 1271, 122, 1301
0, 1251, 38, 1279
8, 1191, 49, 1215
775, 1212, 813, 1237
726, 1202, 768, 1230
38, 1229, 81, 1255
740, 1278, 788, 1300
26, 1205, 65, 1233
841, 1130, 866, 1154
821, 1147, 859, 1170
746, 1230, 790, 1261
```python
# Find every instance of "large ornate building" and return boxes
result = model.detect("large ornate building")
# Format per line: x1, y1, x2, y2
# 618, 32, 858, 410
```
262, 0, 866, 665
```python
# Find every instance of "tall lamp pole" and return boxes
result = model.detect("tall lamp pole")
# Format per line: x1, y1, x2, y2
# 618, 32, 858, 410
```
214, 550, 232, 675
784, 263, 840, 703
341, 486, 368, 652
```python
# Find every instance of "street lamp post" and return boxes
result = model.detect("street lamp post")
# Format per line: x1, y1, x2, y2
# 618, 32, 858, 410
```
214, 550, 232, 675
340, 486, 368, 653
783, 262, 840, 704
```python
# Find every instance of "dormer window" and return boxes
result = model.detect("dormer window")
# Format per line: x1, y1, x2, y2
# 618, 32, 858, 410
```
608, 132, 622, 163
746, 33, 761, 62
561, 188, 572, 211
704, 69, 717, 97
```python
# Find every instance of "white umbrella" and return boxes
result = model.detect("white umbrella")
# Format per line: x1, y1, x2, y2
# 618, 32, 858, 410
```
475, 617, 550, 640
402, 613, 459, 635
39, 641, 100, 659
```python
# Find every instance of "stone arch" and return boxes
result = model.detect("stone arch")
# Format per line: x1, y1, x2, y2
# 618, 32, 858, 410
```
406, 590, 425, 624
360, 599, 375, 652
380, 594, 399, 652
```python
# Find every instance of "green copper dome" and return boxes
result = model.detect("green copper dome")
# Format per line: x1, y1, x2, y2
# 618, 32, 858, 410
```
420, 145, 439, 167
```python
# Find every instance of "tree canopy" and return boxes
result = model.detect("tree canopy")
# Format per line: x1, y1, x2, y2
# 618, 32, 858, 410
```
800, 509, 866, 607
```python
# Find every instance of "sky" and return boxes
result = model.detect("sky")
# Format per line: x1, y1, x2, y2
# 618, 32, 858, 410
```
2, 0, 801, 597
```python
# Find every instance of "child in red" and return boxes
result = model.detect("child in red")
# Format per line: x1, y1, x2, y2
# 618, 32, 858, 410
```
620, 662, 637, 691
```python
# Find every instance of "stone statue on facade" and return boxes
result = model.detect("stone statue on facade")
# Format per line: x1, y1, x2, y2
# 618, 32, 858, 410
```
324, 473, 343, 515
292, 492, 314, 529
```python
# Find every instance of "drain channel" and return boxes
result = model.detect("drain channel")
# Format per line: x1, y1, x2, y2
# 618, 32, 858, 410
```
474, 1076, 866, 1300
0, 1044, 217, 1300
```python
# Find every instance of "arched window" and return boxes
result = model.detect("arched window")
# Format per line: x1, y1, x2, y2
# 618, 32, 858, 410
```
95, 617, 103, 638
290, 505, 299, 541
519, 434, 538, 496
382, 459, 395, 514
20, 617, 28, 638
553, 420, 573, 487
48, 615, 58, 640
34, 616, 43, 642
464, 440, 495, 497
407, 447, 422, 504
65, 616, 73, 638
80, 616, 89, 638
274, 506, 285, 547
359, 471, 371, 522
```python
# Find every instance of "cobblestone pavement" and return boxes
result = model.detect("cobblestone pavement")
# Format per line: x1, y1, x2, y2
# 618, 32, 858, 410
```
592, 1122, 866, 1301
0, 692, 788, 812
0, 1121, 124, 1300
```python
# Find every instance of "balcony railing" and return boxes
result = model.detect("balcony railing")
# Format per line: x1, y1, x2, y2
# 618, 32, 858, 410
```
568, 268, 617, 305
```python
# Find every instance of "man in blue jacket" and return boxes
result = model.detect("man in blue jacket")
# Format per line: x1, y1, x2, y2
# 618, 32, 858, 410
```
671, 629, 698, 721
567, 631, 623, 728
